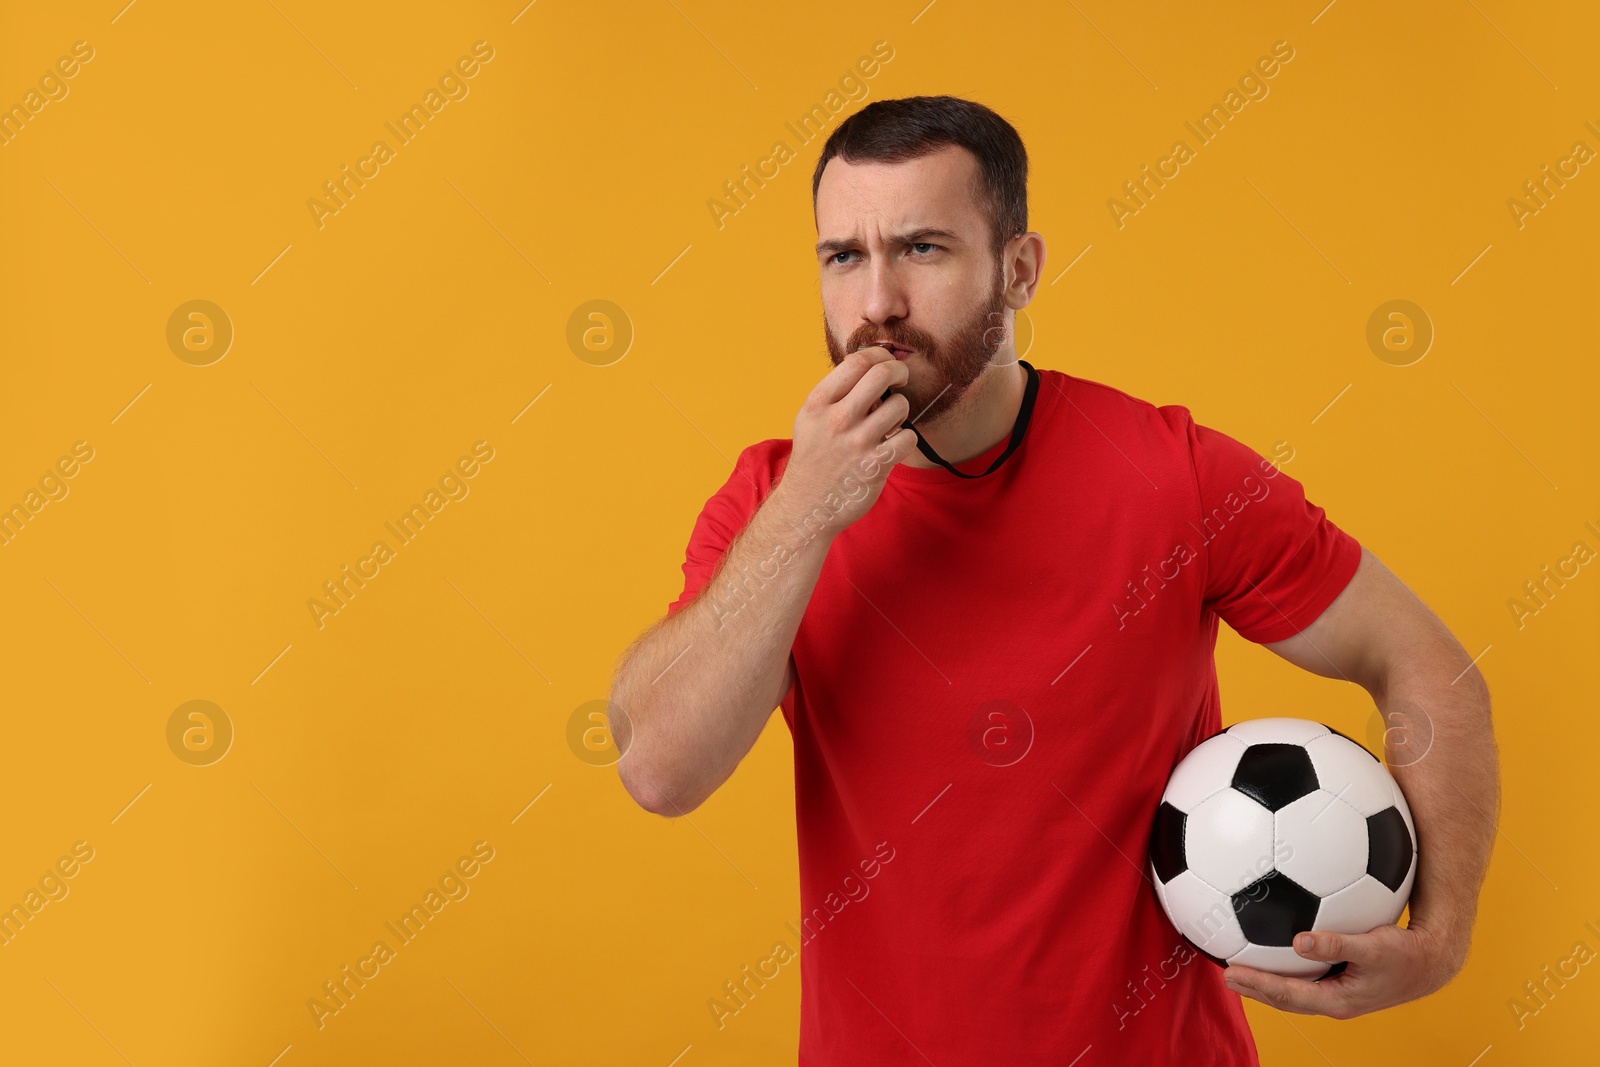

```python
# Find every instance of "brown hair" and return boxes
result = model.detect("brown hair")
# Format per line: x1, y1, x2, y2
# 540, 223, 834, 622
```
811, 94, 1029, 261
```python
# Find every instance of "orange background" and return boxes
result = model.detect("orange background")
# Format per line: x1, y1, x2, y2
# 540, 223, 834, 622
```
0, 1, 1594, 1064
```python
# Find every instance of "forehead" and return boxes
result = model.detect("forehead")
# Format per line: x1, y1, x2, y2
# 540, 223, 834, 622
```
815, 143, 984, 242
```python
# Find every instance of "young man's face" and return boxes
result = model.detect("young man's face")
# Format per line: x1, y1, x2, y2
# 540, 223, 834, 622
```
815, 143, 1012, 427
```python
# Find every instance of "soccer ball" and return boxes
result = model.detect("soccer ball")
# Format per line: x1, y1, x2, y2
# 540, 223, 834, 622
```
1148, 717, 1417, 979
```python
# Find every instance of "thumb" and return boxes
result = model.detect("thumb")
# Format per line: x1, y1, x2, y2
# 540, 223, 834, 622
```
1294, 930, 1351, 962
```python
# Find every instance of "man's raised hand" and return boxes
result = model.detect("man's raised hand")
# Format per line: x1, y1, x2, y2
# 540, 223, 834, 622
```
777, 346, 919, 536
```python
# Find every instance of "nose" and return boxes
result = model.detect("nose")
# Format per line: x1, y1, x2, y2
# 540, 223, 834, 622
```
859, 252, 909, 332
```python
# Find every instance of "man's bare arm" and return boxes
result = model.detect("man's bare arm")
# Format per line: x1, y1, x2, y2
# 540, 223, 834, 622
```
1262, 547, 1498, 962
1226, 546, 1499, 1016
609, 347, 917, 817
609, 482, 828, 816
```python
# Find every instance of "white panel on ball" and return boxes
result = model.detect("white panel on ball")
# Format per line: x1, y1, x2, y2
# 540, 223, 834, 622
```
1185, 790, 1274, 894
1162, 733, 1247, 811
1157, 869, 1248, 958
1274, 790, 1369, 897
1225, 717, 1331, 746
1228, 943, 1330, 979
1302, 732, 1393, 816
1314, 873, 1405, 933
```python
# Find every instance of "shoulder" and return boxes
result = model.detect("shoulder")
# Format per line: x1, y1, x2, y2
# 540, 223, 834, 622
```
1050, 372, 1293, 492
1040, 367, 1201, 447
1037, 369, 1217, 519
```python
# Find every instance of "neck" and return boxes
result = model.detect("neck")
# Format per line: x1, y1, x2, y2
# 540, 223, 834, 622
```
902, 357, 1027, 469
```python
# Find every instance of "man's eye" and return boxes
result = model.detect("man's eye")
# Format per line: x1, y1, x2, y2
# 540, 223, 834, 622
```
828, 245, 936, 264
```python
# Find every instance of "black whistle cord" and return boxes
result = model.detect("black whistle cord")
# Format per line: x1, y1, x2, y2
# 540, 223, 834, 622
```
879, 359, 1039, 479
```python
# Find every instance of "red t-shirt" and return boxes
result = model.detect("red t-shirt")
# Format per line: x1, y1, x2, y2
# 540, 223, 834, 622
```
665, 366, 1362, 1066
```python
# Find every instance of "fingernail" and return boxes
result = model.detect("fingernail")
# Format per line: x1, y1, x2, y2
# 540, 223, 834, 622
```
1294, 934, 1312, 954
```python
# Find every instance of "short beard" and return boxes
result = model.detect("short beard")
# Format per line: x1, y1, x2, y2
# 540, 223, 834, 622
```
825, 256, 1010, 427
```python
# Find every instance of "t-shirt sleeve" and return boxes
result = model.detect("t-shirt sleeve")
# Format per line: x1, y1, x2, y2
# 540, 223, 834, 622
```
1187, 418, 1362, 644
664, 446, 768, 620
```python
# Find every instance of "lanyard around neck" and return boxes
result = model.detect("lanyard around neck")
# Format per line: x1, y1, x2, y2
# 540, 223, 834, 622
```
881, 359, 1040, 479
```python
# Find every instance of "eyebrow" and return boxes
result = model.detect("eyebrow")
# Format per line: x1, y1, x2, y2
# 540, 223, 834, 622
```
815, 227, 965, 259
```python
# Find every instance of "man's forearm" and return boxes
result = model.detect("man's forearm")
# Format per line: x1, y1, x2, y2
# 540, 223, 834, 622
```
612, 481, 838, 813
1375, 647, 1499, 965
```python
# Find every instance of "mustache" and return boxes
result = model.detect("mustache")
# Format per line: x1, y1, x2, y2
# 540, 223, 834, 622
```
846, 327, 937, 353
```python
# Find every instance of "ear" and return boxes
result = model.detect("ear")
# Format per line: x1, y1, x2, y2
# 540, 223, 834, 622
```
1003, 232, 1048, 307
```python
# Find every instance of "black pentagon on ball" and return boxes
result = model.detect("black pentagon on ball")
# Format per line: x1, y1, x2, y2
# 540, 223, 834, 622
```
1150, 801, 1187, 883
1230, 743, 1320, 812
1232, 871, 1321, 947
1368, 806, 1415, 891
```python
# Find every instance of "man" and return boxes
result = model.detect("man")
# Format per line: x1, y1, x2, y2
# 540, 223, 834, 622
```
609, 95, 1498, 1065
